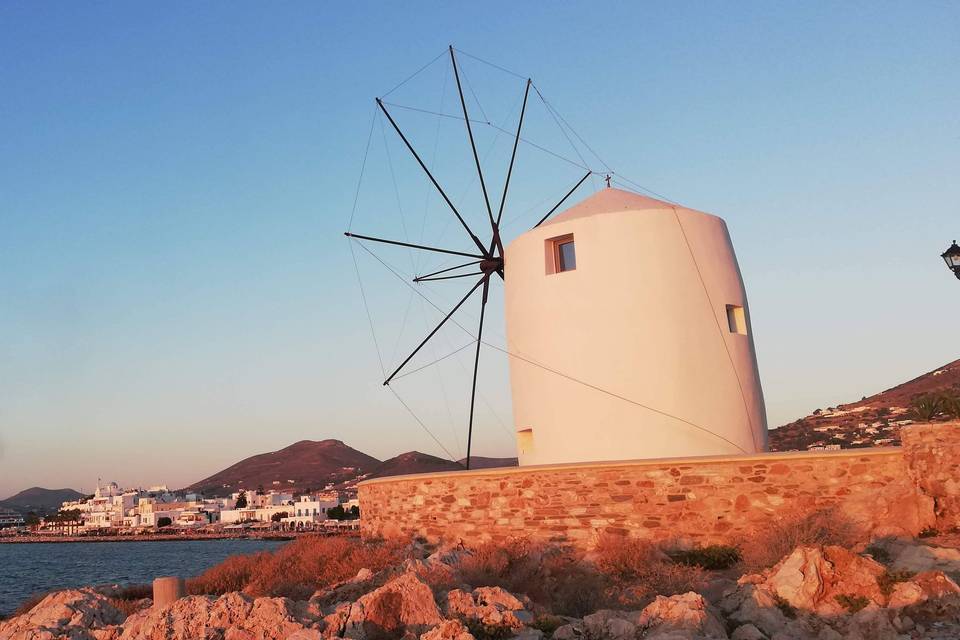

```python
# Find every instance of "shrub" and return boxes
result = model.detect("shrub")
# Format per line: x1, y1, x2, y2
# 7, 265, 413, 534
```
107, 597, 148, 617
188, 535, 406, 600
942, 394, 960, 420
12, 592, 48, 617
530, 614, 567, 635
878, 570, 915, 596
455, 539, 606, 617
865, 544, 892, 565
593, 533, 705, 602
740, 508, 858, 571
918, 527, 939, 539
670, 545, 742, 570
835, 593, 869, 612
772, 593, 796, 619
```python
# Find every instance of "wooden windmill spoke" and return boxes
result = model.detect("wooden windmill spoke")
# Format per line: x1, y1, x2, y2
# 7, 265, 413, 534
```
414, 271, 485, 283
534, 171, 593, 228
376, 98, 489, 256
491, 78, 532, 257
464, 275, 491, 470
383, 276, 486, 386
450, 46, 497, 246
344, 232, 484, 259
415, 259, 484, 281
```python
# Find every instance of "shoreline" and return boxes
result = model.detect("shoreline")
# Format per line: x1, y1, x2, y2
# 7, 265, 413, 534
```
0, 531, 347, 544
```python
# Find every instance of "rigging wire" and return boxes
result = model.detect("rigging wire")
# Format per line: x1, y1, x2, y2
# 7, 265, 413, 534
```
381, 49, 448, 99
481, 341, 750, 455
669, 205, 760, 451
347, 107, 386, 378
531, 83, 597, 191
378, 110, 416, 272
421, 296, 465, 459
382, 102, 597, 174
347, 107, 379, 230
386, 384, 459, 462
532, 82, 612, 175
416, 63, 450, 274
453, 47, 527, 81
392, 339, 475, 381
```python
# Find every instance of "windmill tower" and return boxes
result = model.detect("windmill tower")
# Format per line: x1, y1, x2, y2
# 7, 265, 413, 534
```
504, 187, 768, 466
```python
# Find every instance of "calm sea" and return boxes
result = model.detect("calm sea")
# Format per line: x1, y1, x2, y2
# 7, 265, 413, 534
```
0, 539, 286, 617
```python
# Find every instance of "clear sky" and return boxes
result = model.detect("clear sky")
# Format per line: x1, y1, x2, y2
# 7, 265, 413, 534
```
1, 2, 958, 498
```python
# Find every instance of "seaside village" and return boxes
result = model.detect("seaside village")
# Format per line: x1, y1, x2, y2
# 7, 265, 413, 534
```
1, 482, 360, 536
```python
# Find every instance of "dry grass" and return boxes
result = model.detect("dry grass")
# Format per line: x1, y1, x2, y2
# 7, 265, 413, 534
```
593, 533, 706, 602
188, 535, 406, 601
455, 539, 606, 617
739, 507, 859, 571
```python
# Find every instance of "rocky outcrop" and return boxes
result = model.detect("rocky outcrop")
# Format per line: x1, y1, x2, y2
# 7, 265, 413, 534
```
419, 619, 475, 640
552, 593, 725, 640
0, 589, 125, 640
446, 586, 531, 632
760, 546, 886, 615
118, 592, 321, 640
720, 544, 960, 639
337, 572, 443, 639
639, 592, 727, 639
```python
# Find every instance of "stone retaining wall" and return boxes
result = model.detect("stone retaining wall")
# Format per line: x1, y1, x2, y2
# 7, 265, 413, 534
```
359, 423, 959, 548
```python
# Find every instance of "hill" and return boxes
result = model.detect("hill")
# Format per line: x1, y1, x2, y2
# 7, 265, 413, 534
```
0, 487, 84, 515
367, 452, 464, 479
459, 456, 518, 469
770, 358, 960, 452
186, 440, 381, 496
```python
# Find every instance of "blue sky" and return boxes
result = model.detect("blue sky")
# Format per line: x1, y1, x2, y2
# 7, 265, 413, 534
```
1, 2, 958, 497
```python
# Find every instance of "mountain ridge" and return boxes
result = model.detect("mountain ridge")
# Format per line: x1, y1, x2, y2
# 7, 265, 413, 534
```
0, 487, 84, 515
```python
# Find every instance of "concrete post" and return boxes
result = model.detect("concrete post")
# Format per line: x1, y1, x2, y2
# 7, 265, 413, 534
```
152, 576, 186, 608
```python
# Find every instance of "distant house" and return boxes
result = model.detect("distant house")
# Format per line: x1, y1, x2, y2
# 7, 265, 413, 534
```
0, 509, 25, 529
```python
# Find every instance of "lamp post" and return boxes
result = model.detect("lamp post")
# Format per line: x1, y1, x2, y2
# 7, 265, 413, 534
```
943, 241, 960, 280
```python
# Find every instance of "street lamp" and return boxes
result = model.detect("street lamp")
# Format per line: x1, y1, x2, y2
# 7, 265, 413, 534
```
943, 241, 960, 280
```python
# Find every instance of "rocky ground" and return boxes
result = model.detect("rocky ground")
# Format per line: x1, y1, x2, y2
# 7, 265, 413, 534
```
2, 538, 960, 640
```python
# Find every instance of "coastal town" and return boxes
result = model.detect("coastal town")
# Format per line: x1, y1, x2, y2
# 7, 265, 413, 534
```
0, 481, 360, 539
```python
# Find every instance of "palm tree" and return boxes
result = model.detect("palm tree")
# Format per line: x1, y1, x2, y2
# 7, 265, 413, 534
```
910, 394, 943, 422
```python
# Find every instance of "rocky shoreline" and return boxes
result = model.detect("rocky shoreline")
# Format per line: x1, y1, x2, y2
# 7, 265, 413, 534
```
3, 536, 960, 640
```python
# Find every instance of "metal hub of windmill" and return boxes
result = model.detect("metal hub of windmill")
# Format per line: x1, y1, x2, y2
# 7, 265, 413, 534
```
345, 47, 607, 469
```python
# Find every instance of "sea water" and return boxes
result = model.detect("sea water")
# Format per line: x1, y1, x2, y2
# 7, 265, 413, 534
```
0, 538, 286, 617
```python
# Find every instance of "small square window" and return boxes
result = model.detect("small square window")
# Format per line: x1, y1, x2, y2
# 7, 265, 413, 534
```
546, 234, 576, 274
726, 305, 747, 335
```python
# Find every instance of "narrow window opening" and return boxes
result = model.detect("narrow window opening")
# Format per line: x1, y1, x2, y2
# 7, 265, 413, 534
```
517, 428, 534, 455
726, 305, 747, 335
